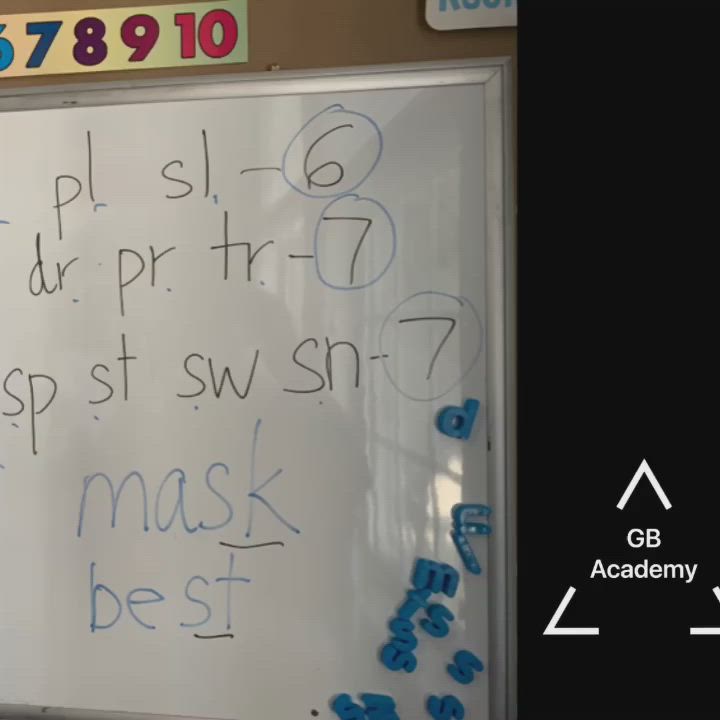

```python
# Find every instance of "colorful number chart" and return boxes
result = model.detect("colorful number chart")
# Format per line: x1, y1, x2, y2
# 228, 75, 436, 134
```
0, 1, 247, 78
0, 62, 512, 720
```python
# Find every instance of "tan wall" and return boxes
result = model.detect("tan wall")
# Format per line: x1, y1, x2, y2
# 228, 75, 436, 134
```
0, 0, 516, 89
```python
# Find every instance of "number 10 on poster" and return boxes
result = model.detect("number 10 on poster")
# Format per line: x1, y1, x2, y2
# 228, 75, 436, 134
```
0, 1, 248, 78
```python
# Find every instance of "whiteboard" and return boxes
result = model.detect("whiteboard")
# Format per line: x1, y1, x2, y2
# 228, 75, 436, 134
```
0, 60, 515, 720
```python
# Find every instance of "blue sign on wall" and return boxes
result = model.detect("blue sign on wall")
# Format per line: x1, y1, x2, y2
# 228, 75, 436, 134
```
427, 0, 517, 30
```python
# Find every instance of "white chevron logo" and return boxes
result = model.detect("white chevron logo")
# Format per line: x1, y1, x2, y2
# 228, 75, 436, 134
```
616, 459, 671, 511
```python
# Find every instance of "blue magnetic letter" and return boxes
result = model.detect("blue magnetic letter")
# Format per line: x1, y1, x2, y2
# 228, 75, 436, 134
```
331, 694, 365, 720
389, 617, 418, 652
397, 587, 432, 619
436, 399, 480, 440
427, 695, 465, 720
380, 643, 417, 673
420, 603, 455, 638
412, 558, 460, 597
448, 649, 484, 685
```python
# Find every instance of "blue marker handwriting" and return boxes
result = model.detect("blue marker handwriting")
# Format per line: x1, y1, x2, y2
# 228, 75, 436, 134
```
77, 419, 300, 539
90, 552, 249, 634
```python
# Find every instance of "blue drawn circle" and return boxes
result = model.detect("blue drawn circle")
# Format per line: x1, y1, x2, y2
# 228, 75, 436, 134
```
282, 104, 384, 199
314, 194, 397, 291
379, 291, 484, 402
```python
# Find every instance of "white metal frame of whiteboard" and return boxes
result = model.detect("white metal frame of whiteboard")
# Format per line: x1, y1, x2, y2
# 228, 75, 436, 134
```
0, 58, 516, 720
